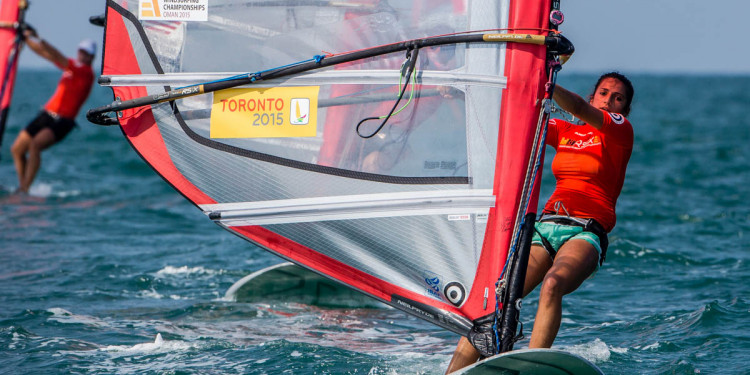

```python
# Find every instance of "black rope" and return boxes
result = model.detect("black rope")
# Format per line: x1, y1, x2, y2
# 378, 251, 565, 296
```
355, 47, 419, 139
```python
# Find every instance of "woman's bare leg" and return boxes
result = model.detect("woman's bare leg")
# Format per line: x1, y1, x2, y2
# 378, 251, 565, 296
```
528, 239, 598, 348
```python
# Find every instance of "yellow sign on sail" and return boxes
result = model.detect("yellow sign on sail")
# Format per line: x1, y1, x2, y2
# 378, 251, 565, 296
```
210, 86, 319, 139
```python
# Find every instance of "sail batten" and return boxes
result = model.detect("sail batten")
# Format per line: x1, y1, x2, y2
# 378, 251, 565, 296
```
101, 71, 508, 88
204, 189, 495, 225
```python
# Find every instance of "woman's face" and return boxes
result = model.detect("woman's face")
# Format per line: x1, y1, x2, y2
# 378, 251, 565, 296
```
590, 77, 628, 114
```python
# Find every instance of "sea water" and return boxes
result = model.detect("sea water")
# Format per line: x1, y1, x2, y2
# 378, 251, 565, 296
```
0, 70, 748, 374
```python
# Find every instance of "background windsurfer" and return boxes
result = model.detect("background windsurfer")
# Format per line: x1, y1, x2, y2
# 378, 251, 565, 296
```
10, 27, 94, 194
446, 72, 635, 373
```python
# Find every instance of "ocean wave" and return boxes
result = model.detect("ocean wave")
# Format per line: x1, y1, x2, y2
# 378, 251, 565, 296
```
133, 288, 190, 300
46, 308, 107, 328
624, 298, 750, 363
155, 265, 226, 278
23, 183, 82, 199
1, 325, 34, 350
101, 333, 196, 354
610, 238, 699, 265
564, 338, 625, 364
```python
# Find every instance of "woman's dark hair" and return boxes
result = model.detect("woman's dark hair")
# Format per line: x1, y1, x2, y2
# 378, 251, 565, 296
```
589, 72, 634, 117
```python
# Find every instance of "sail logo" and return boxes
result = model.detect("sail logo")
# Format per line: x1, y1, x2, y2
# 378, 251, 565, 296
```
290, 99, 310, 125
444, 282, 466, 306
140, 0, 161, 18
211, 86, 319, 139
447, 214, 470, 221
425, 276, 442, 299
422, 271, 444, 301
139, 0, 208, 21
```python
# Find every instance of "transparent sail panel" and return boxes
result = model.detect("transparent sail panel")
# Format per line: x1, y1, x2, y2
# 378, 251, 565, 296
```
105, 0, 513, 308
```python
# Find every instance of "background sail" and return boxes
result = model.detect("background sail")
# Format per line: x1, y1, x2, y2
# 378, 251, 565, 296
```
99, 0, 550, 334
0, 0, 25, 156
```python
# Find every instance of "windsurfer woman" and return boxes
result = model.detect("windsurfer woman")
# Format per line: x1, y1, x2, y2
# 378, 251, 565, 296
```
446, 72, 635, 373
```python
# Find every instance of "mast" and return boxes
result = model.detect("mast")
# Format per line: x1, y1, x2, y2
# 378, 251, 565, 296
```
493, 0, 569, 354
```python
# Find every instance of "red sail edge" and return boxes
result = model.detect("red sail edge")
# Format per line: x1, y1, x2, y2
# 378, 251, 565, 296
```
0, 0, 24, 151
104, 6, 215, 206
464, 1, 550, 320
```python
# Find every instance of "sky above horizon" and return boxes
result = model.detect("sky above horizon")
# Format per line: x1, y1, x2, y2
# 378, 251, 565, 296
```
16, 0, 750, 75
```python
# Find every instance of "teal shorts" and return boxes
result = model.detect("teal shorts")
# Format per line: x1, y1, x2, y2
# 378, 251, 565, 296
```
531, 221, 603, 267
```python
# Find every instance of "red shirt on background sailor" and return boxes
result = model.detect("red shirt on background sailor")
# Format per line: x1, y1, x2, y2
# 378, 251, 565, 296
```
11, 27, 94, 194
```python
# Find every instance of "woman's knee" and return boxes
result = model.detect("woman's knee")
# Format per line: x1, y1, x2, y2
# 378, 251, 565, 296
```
538, 274, 564, 301
12, 130, 31, 151
10, 137, 29, 157
10, 142, 23, 156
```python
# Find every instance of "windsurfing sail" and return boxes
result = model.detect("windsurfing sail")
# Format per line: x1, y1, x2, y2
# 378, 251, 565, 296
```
0, 0, 27, 157
92, 0, 572, 355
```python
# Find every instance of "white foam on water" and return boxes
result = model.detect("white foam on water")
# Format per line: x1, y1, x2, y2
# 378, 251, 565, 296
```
639, 342, 661, 351
101, 333, 194, 354
156, 265, 222, 277
609, 346, 628, 354
38, 338, 65, 348
8, 332, 21, 350
28, 183, 81, 198
136, 289, 165, 300
590, 320, 628, 328
28, 183, 53, 197
54, 189, 82, 198
564, 338, 622, 363
376, 351, 449, 375
130, 288, 189, 300
46, 308, 107, 327
367, 367, 400, 375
